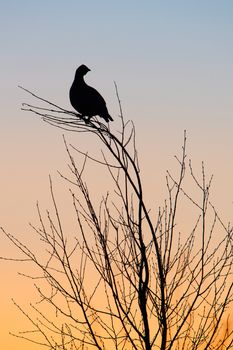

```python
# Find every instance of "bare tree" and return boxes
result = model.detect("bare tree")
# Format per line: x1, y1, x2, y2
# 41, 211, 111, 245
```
1, 86, 233, 350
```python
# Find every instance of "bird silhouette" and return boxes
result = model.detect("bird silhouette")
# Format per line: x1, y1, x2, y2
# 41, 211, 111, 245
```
69, 65, 113, 123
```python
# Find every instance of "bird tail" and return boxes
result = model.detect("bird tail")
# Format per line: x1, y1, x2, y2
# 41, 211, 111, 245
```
107, 114, 113, 122
102, 113, 113, 122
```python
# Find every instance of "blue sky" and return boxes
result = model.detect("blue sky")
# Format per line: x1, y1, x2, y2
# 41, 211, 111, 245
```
1, 0, 232, 223
1, 1, 232, 131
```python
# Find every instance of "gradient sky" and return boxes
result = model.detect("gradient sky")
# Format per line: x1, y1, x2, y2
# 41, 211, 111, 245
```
0, 1, 233, 349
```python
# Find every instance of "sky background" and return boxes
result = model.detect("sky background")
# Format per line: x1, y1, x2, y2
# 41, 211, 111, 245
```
0, 1, 232, 349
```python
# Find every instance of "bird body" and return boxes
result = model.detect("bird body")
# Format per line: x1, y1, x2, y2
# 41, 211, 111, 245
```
69, 65, 113, 122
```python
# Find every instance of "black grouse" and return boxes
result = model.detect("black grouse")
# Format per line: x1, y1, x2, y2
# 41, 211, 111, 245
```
69, 64, 113, 123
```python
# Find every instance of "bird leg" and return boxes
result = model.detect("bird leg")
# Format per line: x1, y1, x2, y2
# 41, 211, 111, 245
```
80, 115, 91, 124
84, 116, 91, 124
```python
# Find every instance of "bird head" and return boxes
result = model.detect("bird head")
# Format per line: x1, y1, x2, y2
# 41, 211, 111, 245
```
75, 64, 91, 77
